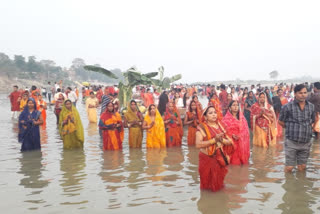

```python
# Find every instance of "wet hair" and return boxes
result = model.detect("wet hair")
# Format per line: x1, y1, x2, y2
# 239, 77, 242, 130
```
294, 84, 307, 93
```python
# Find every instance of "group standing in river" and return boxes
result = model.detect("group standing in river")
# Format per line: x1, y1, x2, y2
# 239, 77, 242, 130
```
9, 81, 319, 192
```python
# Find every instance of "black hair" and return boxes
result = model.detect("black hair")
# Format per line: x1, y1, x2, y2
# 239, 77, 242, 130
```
294, 84, 307, 93
13, 85, 18, 89
314, 82, 320, 90
31, 85, 37, 91
89, 91, 94, 95
228, 100, 239, 119
189, 100, 197, 112
220, 84, 226, 90
203, 106, 215, 117
67, 87, 72, 91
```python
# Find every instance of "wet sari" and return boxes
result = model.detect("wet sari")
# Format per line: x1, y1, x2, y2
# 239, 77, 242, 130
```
198, 121, 234, 192
124, 103, 144, 148
59, 100, 84, 149
222, 111, 250, 165
18, 98, 41, 151
145, 108, 166, 148
186, 105, 201, 146
208, 98, 223, 120
37, 99, 47, 127
164, 104, 183, 147
250, 102, 277, 147
85, 97, 98, 123
99, 108, 123, 150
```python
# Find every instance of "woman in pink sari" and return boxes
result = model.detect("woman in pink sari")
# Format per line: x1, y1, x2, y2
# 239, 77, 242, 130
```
222, 100, 250, 165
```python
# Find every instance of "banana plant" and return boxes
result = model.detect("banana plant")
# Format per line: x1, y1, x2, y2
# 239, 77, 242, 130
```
151, 66, 182, 92
84, 65, 158, 107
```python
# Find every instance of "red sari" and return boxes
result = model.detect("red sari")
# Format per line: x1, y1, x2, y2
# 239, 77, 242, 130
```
198, 122, 234, 192
164, 105, 183, 147
208, 98, 222, 120
222, 111, 250, 165
144, 93, 154, 107
99, 111, 123, 150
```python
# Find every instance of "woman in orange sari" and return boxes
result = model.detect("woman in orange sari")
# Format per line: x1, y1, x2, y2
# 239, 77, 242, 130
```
184, 101, 201, 145
251, 92, 277, 147
99, 102, 123, 150
37, 95, 47, 127
114, 101, 124, 142
192, 95, 203, 115
208, 93, 223, 120
196, 106, 234, 192
143, 104, 166, 148
163, 101, 183, 147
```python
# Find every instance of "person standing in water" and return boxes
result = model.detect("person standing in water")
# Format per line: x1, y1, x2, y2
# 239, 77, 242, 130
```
18, 98, 43, 151
279, 84, 315, 173
9, 85, 21, 119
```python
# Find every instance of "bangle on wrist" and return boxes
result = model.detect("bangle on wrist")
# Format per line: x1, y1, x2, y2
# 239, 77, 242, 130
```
210, 138, 216, 144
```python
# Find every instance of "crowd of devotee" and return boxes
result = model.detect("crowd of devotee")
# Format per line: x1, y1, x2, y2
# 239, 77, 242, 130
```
8, 81, 320, 192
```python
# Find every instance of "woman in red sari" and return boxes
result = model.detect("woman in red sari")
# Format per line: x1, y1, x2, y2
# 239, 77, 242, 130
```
163, 101, 183, 147
222, 100, 250, 165
99, 102, 123, 150
192, 95, 203, 115
251, 92, 277, 147
184, 101, 201, 145
196, 106, 234, 192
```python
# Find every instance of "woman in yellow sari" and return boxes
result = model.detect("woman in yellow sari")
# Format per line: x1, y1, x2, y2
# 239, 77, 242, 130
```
59, 100, 84, 149
85, 91, 98, 123
143, 104, 166, 148
250, 92, 277, 147
124, 100, 144, 148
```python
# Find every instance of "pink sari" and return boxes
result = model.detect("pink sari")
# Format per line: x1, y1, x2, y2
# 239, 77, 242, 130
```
222, 111, 250, 165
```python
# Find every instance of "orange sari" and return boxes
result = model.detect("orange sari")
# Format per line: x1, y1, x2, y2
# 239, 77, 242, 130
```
37, 100, 47, 127
186, 107, 201, 145
99, 111, 123, 150
164, 105, 183, 147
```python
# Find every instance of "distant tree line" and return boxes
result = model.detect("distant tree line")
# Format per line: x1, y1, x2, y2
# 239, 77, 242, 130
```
0, 52, 123, 84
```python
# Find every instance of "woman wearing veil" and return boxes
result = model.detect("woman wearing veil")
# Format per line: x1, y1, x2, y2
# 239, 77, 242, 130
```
124, 100, 144, 148
143, 104, 166, 148
59, 99, 84, 149
163, 101, 183, 147
250, 92, 277, 147
18, 98, 43, 151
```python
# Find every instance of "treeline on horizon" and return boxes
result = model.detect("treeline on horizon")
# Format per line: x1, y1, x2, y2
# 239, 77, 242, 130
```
0, 52, 123, 84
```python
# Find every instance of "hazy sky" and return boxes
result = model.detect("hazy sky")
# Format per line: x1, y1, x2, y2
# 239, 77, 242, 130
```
1, 0, 320, 83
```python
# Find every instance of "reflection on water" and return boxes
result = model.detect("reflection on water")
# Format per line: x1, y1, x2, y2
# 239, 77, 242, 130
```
0, 94, 320, 213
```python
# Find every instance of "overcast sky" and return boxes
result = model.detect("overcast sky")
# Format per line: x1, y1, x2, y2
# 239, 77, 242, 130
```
1, 0, 320, 82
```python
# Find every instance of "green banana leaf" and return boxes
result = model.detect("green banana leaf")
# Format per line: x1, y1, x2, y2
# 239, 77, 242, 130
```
170, 74, 182, 82
144, 72, 158, 78
162, 77, 171, 89
83, 65, 118, 79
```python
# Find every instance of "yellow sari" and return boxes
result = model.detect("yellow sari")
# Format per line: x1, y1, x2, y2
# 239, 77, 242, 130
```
59, 100, 84, 149
85, 97, 98, 123
124, 103, 143, 148
144, 109, 166, 148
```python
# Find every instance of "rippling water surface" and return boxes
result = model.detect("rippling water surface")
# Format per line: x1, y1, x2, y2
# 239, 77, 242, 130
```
0, 94, 319, 213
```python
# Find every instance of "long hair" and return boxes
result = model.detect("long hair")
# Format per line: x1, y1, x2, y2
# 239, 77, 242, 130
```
228, 100, 239, 120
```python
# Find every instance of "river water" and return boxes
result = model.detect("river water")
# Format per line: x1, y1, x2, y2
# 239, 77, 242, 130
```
0, 94, 319, 214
